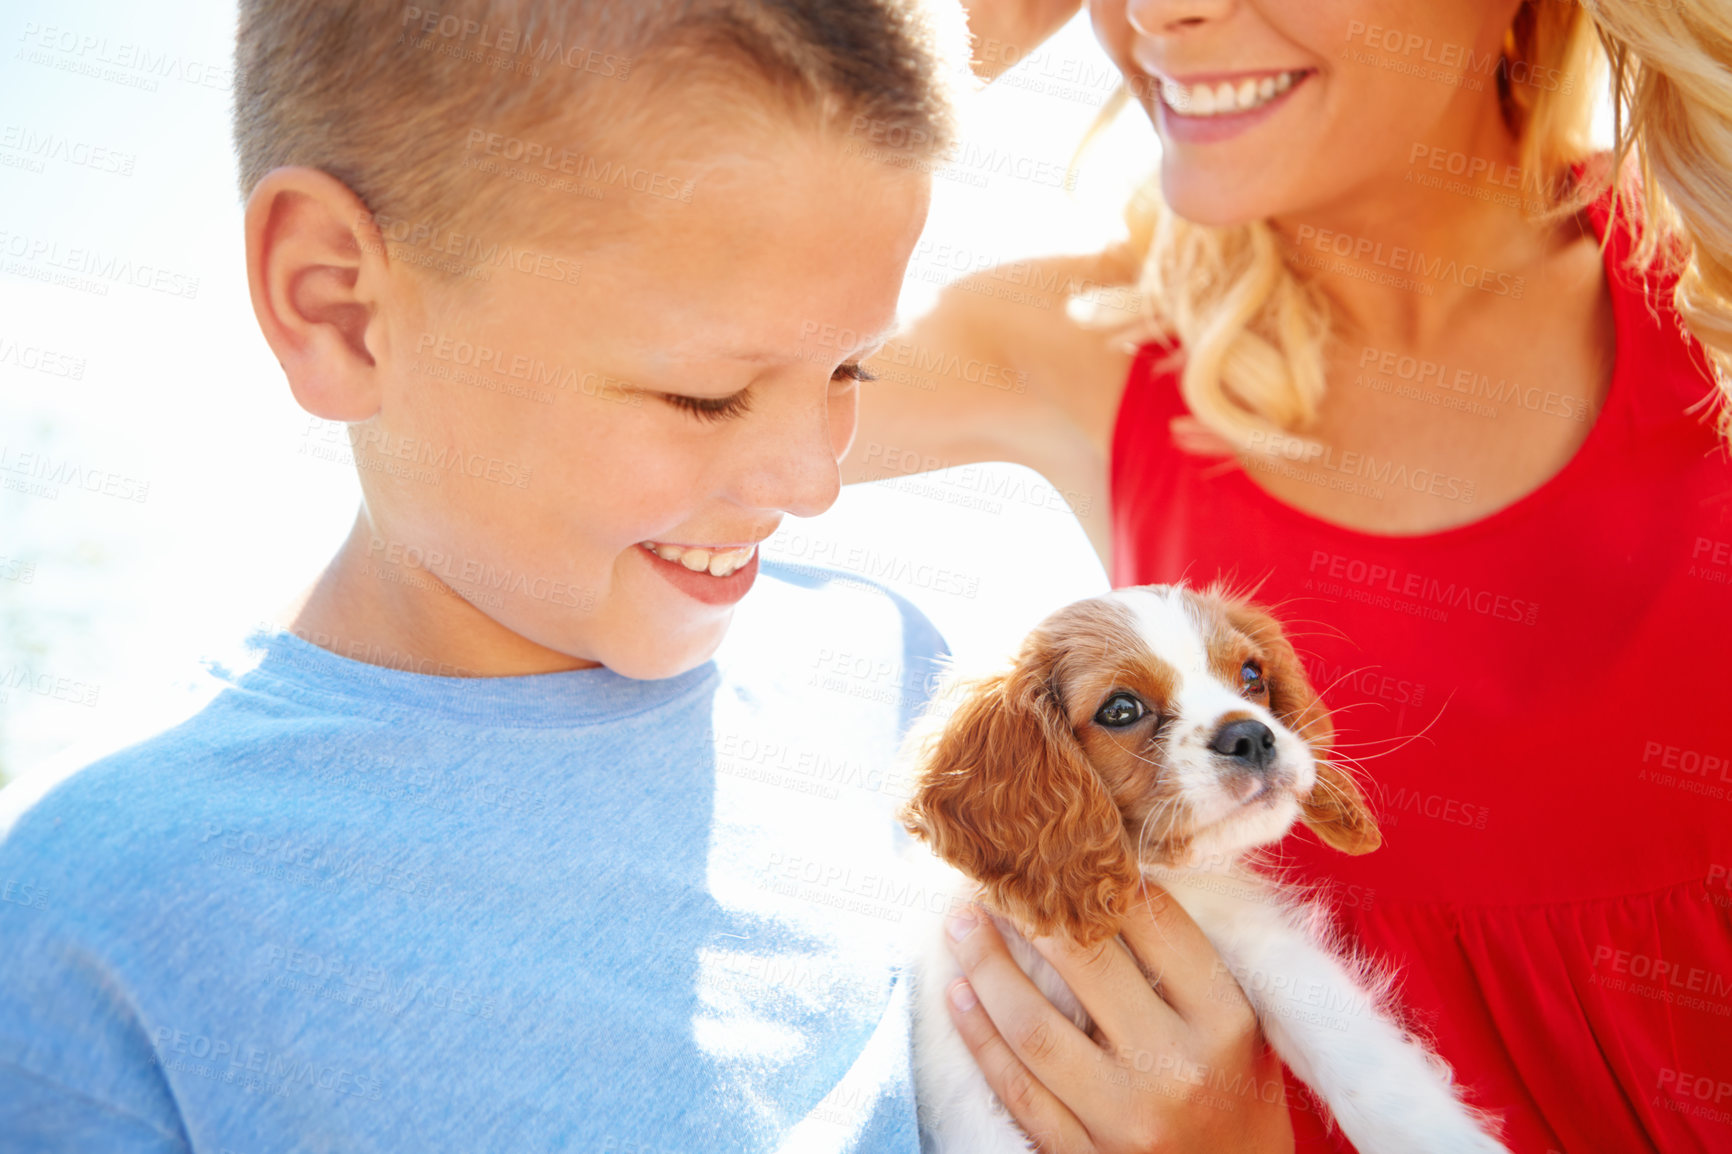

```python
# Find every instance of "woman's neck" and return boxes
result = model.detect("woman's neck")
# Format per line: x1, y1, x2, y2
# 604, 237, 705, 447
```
1267, 126, 1580, 352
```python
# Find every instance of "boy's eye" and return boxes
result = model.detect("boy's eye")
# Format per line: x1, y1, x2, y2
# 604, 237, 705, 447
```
664, 389, 753, 422
664, 364, 874, 422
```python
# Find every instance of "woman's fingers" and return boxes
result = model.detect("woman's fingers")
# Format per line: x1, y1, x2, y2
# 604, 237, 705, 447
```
947, 896, 1287, 1153
945, 905, 1116, 1133
944, 975, 1094, 1153
1031, 880, 1253, 1041
1019, 921, 1184, 1058
962, 0, 1085, 82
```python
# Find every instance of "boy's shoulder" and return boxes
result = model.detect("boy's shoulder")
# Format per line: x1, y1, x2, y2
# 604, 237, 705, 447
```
0, 671, 296, 903
0, 621, 412, 912
738, 556, 948, 653
719, 557, 953, 730
0, 560, 954, 884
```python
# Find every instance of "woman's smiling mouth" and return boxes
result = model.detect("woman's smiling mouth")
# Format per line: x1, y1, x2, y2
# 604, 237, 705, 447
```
1157, 68, 1314, 117
1138, 65, 1317, 145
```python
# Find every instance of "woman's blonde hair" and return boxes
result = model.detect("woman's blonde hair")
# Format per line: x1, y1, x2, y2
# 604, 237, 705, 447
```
1099, 0, 1732, 450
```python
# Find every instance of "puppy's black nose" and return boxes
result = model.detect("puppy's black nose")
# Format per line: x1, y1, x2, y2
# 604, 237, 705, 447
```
1211, 719, 1277, 773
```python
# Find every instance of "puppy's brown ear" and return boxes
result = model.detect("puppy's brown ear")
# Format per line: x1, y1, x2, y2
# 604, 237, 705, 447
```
1220, 597, 1382, 856
1301, 762, 1382, 855
899, 659, 1139, 947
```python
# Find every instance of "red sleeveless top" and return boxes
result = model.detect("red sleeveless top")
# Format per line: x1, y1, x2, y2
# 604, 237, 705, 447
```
1110, 188, 1732, 1153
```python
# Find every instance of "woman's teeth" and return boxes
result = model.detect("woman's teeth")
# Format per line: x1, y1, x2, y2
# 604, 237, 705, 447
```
1161, 69, 1305, 117
641, 540, 756, 578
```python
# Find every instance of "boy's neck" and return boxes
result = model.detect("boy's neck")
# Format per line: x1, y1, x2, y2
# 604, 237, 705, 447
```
278, 509, 604, 678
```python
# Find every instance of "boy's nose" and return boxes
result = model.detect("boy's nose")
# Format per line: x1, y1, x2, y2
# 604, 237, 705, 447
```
734, 391, 849, 518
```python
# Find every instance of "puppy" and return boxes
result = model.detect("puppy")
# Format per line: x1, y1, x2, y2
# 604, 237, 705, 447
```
898, 583, 1508, 1154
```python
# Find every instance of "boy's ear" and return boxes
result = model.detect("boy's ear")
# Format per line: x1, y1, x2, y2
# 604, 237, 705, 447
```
244, 166, 391, 422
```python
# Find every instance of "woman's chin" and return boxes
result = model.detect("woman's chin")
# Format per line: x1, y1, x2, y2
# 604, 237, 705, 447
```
1157, 165, 1283, 231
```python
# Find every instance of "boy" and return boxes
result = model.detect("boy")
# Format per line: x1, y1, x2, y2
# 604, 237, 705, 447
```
0, 1, 967, 1149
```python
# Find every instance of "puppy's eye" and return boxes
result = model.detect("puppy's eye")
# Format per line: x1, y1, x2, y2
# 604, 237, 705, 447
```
1093, 692, 1146, 728
1240, 660, 1267, 695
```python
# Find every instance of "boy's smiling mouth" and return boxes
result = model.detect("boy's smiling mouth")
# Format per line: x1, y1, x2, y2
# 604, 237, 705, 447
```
639, 540, 758, 578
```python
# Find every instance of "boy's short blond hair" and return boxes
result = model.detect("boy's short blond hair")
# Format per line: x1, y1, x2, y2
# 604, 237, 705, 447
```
233, 0, 963, 239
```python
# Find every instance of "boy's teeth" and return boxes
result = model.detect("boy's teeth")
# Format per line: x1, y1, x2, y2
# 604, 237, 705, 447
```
641, 540, 756, 578
1161, 70, 1304, 117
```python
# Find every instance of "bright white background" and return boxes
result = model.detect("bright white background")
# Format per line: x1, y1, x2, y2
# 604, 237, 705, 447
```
0, 2, 1163, 782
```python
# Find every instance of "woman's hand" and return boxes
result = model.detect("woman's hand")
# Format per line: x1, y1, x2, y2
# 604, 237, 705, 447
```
958, 0, 1084, 81
942, 885, 1297, 1153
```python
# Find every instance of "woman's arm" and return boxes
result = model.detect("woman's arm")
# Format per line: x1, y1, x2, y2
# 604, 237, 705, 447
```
848, 250, 1138, 571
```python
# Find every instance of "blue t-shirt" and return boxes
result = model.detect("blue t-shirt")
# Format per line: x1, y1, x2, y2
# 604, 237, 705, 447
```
0, 559, 951, 1152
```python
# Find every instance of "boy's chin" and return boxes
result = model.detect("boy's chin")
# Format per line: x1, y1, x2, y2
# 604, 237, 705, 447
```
600, 621, 731, 682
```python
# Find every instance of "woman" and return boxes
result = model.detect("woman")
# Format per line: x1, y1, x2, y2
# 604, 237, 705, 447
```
853, 1, 1732, 1149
